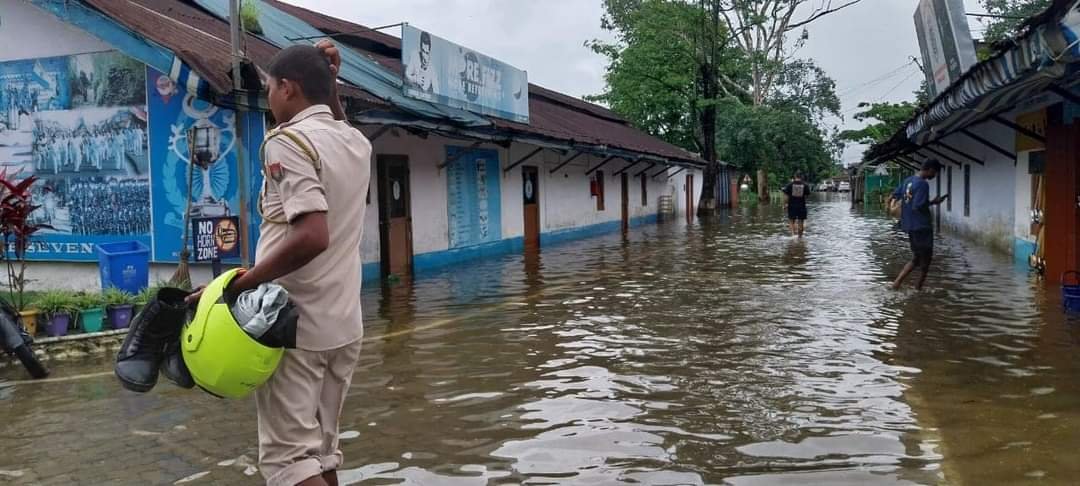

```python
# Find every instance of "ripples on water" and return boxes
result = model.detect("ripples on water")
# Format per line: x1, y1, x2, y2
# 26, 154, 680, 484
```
2, 198, 1079, 485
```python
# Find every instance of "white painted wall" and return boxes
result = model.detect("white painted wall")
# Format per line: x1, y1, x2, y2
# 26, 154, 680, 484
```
362, 131, 673, 269
23, 262, 215, 292
0, 0, 113, 62
933, 122, 1016, 252
500, 144, 524, 240
667, 167, 704, 217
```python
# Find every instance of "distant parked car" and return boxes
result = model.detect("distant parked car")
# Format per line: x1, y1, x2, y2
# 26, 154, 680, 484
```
837, 181, 851, 192
818, 182, 834, 192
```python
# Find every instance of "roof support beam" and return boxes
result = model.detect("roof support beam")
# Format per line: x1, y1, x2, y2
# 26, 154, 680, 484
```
613, 159, 642, 176
990, 115, 1045, 143
959, 129, 1007, 163
1050, 85, 1080, 105
894, 157, 920, 171
921, 146, 964, 167
634, 163, 657, 177
931, 140, 984, 166
907, 150, 930, 162
503, 147, 544, 174
366, 125, 393, 143
585, 156, 617, 176
437, 141, 483, 169
664, 167, 687, 180
548, 151, 585, 174
896, 155, 921, 171
650, 166, 670, 178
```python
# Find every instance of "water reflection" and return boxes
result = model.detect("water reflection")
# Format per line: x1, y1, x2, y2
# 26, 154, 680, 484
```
1, 199, 1077, 485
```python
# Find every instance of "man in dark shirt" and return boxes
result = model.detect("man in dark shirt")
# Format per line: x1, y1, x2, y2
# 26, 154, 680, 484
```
782, 173, 811, 237
889, 159, 948, 290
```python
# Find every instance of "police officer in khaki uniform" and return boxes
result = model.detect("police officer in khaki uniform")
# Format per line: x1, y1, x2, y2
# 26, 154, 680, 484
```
191, 41, 370, 486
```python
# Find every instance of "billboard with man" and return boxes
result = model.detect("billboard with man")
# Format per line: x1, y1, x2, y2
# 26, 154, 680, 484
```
401, 24, 529, 124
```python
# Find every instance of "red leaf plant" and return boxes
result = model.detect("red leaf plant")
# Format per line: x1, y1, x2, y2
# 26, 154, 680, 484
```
0, 170, 52, 311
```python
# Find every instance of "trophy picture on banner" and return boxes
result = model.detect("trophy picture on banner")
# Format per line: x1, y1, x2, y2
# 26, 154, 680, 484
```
178, 95, 234, 219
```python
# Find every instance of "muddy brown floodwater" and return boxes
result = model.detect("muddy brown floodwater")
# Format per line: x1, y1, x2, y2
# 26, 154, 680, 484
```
2, 198, 1080, 485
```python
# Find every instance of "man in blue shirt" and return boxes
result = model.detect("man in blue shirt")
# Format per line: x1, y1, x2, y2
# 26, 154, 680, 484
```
889, 159, 948, 290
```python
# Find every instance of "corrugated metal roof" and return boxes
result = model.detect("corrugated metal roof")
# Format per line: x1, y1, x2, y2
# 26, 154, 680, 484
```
82, 0, 388, 108
78, 0, 701, 163
263, 0, 699, 163
265, 0, 630, 124
868, 0, 1080, 161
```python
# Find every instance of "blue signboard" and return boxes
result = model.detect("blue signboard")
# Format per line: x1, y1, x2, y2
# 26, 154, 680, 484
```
402, 25, 529, 124
0, 50, 151, 261
147, 68, 263, 263
446, 146, 502, 248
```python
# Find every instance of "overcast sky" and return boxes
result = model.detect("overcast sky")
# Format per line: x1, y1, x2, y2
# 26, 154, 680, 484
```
288, 0, 989, 165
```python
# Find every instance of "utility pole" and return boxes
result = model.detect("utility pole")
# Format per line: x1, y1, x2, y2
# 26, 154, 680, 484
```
230, 0, 242, 90
229, 0, 252, 267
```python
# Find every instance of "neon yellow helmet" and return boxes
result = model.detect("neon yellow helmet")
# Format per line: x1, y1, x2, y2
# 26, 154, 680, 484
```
182, 269, 284, 399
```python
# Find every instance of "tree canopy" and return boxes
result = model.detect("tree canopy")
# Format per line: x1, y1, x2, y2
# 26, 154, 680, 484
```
977, 0, 1051, 46
591, 0, 854, 200
838, 101, 918, 147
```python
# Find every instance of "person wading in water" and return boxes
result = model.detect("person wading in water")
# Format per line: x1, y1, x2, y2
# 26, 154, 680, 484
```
889, 159, 947, 291
782, 173, 811, 238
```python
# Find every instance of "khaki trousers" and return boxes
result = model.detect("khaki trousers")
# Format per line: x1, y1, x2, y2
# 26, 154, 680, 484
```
256, 339, 363, 486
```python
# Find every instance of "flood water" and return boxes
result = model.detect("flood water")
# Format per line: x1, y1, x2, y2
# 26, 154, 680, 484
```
3, 198, 1080, 485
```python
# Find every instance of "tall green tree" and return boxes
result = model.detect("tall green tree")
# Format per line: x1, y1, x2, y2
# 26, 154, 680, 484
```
592, 0, 746, 213
588, 1, 717, 155
715, 0, 861, 200
715, 100, 837, 185
838, 101, 918, 147
977, 0, 1051, 46
593, 0, 856, 209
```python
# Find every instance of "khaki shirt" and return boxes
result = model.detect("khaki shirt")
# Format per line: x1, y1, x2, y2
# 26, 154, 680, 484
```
257, 105, 371, 351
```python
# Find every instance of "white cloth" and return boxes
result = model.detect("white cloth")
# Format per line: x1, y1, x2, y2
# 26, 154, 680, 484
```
232, 284, 290, 339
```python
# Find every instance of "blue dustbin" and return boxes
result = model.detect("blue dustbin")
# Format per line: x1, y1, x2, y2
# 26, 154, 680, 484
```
96, 241, 150, 294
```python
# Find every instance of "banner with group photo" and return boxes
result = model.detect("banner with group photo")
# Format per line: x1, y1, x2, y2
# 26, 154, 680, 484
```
147, 68, 252, 263
0, 50, 151, 261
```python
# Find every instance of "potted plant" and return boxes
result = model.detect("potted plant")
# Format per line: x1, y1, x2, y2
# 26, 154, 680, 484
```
0, 173, 50, 336
18, 292, 39, 337
76, 292, 105, 334
36, 290, 77, 338
103, 288, 136, 329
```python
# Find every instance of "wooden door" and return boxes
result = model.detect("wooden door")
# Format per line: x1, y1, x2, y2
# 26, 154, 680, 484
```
522, 166, 540, 251
685, 173, 695, 222
377, 155, 413, 278
621, 173, 630, 233
1043, 105, 1079, 279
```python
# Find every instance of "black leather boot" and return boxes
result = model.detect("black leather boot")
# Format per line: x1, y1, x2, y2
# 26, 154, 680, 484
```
161, 339, 195, 389
161, 304, 195, 389
114, 288, 190, 393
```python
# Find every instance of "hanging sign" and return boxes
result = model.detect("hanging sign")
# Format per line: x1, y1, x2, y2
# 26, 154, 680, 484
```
401, 24, 529, 123
192, 216, 240, 262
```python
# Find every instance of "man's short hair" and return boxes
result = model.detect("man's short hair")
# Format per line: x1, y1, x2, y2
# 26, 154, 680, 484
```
922, 158, 943, 172
794, 172, 804, 179
420, 32, 432, 47
268, 45, 332, 104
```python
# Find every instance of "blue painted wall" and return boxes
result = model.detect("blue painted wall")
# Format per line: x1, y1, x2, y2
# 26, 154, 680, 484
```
1014, 237, 1036, 267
